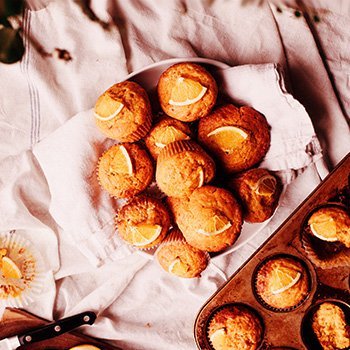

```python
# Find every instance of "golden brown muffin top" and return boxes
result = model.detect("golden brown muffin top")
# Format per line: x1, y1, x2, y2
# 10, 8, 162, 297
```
157, 63, 218, 122
255, 256, 310, 310
97, 143, 154, 198
145, 117, 192, 159
312, 302, 350, 350
308, 206, 350, 248
198, 104, 270, 173
208, 305, 263, 350
156, 229, 208, 278
116, 196, 170, 249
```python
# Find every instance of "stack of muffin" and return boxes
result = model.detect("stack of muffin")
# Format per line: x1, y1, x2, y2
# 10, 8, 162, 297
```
94, 62, 282, 278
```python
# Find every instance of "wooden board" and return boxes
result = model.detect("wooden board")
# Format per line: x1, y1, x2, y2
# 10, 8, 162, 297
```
194, 152, 350, 350
0, 308, 120, 349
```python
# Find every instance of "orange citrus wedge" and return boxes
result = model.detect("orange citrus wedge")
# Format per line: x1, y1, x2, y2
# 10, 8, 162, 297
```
69, 346, 101, 350
209, 328, 226, 349
309, 213, 338, 242
154, 126, 190, 148
168, 257, 189, 276
197, 167, 204, 188
1, 256, 22, 279
207, 126, 248, 152
270, 267, 301, 295
169, 77, 207, 106
130, 224, 162, 246
254, 175, 277, 196
94, 95, 124, 121
109, 145, 133, 176
197, 214, 232, 236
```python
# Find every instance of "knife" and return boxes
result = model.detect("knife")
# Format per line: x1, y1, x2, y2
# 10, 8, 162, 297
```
0, 311, 96, 350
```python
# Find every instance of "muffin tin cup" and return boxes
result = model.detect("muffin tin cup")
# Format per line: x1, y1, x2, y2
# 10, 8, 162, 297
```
205, 303, 265, 350
252, 254, 313, 313
194, 153, 350, 350
300, 203, 350, 269
0, 232, 46, 308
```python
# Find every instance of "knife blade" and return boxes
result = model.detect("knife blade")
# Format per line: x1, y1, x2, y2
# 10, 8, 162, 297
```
0, 311, 96, 350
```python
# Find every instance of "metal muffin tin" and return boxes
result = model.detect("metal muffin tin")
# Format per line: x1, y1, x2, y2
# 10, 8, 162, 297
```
194, 152, 350, 350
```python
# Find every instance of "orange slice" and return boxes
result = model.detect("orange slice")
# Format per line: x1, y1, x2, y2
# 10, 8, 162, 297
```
130, 224, 162, 247
1, 256, 22, 279
197, 167, 204, 188
154, 126, 190, 148
169, 77, 207, 106
254, 175, 277, 196
270, 267, 301, 295
69, 346, 101, 350
207, 126, 248, 152
197, 214, 232, 236
109, 145, 133, 176
168, 257, 189, 276
209, 328, 226, 350
309, 213, 338, 242
94, 95, 124, 121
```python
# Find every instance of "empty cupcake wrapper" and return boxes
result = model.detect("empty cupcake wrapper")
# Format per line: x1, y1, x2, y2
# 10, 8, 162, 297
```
0, 232, 46, 308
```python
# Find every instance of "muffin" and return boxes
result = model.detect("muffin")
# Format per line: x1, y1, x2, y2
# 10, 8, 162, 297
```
167, 186, 243, 252
254, 256, 310, 311
116, 196, 170, 249
94, 81, 152, 142
156, 140, 215, 198
229, 168, 282, 223
312, 302, 350, 350
208, 304, 263, 350
156, 228, 209, 278
97, 143, 153, 198
198, 104, 270, 173
157, 62, 218, 122
145, 117, 193, 159
302, 205, 350, 269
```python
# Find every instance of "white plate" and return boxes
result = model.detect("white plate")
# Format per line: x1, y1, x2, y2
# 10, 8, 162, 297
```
123, 57, 284, 261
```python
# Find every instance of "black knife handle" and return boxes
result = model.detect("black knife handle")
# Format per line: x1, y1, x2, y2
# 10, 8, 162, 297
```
18, 311, 96, 345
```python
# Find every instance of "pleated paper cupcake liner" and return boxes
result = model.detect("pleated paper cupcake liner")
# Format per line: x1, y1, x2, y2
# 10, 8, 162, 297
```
0, 232, 46, 308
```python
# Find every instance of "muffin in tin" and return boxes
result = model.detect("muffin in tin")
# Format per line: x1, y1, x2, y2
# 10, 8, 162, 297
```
198, 104, 270, 173
207, 304, 263, 350
116, 196, 170, 249
156, 140, 216, 198
156, 228, 209, 278
311, 302, 350, 350
158, 62, 218, 122
97, 143, 154, 198
167, 186, 243, 252
229, 168, 282, 223
302, 205, 350, 269
145, 117, 193, 159
94, 81, 152, 142
254, 255, 310, 311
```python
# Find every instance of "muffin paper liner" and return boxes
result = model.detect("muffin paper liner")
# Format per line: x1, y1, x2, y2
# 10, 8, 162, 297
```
206, 303, 264, 350
252, 254, 312, 313
126, 113, 152, 142
158, 140, 203, 162
300, 204, 350, 269
0, 232, 46, 308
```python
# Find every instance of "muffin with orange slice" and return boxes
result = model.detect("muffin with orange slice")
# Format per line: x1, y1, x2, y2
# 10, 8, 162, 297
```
116, 196, 171, 249
94, 81, 152, 142
145, 117, 193, 159
198, 104, 270, 173
168, 186, 243, 252
97, 143, 153, 198
207, 304, 263, 350
229, 168, 282, 223
254, 255, 310, 311
156, 228, 209, 278
157, 62, 218, 122
302, 205, 350, 269
312, 302, 350, 350
156, 140, 215, 198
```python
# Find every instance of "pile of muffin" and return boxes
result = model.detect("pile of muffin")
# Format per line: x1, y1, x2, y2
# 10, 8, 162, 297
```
94, 62, 282, 278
